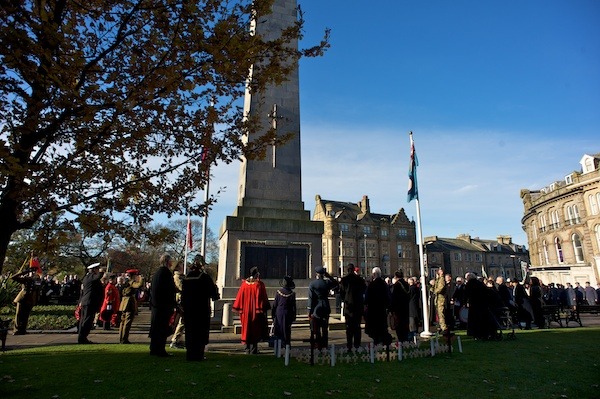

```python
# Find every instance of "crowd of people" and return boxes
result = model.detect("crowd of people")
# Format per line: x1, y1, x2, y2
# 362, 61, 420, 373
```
6, 256, 600, 358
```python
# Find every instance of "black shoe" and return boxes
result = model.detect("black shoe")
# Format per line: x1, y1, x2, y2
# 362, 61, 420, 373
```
13, 331, 27, 336
121, 340, 132, 344
78, 339, 93, 344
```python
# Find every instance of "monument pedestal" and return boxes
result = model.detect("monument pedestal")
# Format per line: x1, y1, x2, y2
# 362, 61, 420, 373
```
217, 198, 323, 298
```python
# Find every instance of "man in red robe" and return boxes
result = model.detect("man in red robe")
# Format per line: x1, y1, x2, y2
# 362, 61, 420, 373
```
232, 267, 270, 354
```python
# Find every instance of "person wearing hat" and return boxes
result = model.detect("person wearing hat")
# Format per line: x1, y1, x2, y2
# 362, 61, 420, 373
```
118, 269, 143, 344
98, 274, 120, 330
271, 276, 297, 347
308, 266, 338, 350
78, 262, 105, 344
232, 266, 271, 354
339, 263, 366, 352
181, 254, 220, 361
10, 267, 41, 335
149, 253, 177, 357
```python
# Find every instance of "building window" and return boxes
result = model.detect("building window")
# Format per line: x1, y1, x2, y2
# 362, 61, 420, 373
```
539, 214, 547, 232
397, 228, 408, 237
543, 240, 549, 265
555, 237, 564, 264
475, 253, 481, 262
466, 253, 472, 262
550, 210, 560, 230
454, 253, 462, 261
589, 194, 599, 216
397, 243, 403, 258
381, 229, 388, 237
340, 223, 349, 232
566, 204, 581, 225
572, 234, 584, 263
596, 225, 600, 255
363, 226, 371, 234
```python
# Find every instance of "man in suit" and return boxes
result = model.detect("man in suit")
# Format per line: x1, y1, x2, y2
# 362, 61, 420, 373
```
339, 263, 366, 352
78, 262, 105, 344
149, 253, 177, 357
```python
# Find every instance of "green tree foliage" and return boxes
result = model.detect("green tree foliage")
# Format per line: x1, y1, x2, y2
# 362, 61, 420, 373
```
0, 0, 329, 273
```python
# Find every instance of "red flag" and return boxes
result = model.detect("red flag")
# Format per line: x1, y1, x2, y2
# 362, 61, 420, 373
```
186, 216, 193, 250
30, 256, 42, 275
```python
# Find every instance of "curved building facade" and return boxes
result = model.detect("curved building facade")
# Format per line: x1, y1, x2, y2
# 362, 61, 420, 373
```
520, 153, 600, 285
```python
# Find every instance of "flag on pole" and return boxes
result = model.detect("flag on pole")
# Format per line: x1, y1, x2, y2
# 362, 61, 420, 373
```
186, 215, 193, 250
29, 256, 42, 275
407, 132, 419, 202
481, 264, 488, 279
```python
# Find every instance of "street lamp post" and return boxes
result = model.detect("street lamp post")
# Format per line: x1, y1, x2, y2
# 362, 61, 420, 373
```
364, 234, 367, 276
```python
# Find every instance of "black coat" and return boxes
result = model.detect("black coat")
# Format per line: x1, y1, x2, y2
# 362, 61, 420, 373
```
79, 272, 104, 312
364, 277, 392, 345
181, 270, 219, 359
339, 272, 366, 318
271, 287, 296, 345
150, 266, 176, 310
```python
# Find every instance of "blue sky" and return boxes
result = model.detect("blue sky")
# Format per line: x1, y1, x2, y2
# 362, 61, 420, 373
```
201, 0, 600, 248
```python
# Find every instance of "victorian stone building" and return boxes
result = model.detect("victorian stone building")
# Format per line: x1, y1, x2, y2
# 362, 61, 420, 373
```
520, 153, 600, 285
424, 234, 529, 281
313, 195, 418, 278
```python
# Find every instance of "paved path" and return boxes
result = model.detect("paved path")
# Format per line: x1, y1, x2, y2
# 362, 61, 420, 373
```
4, 308, 599, 354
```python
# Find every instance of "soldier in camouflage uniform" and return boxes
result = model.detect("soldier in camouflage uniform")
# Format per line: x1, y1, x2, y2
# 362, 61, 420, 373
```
431, 268, 448, 334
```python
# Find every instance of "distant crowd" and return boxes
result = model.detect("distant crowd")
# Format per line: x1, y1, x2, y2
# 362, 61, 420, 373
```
6, 258, 600, 359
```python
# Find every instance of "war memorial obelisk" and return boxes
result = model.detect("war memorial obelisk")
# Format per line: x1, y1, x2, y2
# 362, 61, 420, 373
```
217, 0, 324, 297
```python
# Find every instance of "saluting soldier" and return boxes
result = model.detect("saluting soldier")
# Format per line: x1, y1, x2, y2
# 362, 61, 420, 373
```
11, 268, 41, 335
118, 269, 143, 344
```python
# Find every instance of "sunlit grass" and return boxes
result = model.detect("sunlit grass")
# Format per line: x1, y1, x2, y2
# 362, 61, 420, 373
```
1, 328, 599, 399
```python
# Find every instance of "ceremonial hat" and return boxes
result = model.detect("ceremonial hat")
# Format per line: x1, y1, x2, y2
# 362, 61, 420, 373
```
125, 269, 139, 275
281, 276, 295, 289
315, 266, 326, 274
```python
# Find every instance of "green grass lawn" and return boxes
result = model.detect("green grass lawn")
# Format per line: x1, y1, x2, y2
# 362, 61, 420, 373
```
1, 328, 599, 399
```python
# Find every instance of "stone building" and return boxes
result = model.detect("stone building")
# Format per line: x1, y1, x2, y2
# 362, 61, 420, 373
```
520, 153, 600, 285
313, 195, 418, 278
424, 234, 528, 281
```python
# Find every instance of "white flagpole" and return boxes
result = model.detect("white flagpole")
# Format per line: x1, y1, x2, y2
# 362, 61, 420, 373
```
184, 213, 190, 275
408, 132, 432, 337
415, 197, 432, 337
201, 172, 209, 258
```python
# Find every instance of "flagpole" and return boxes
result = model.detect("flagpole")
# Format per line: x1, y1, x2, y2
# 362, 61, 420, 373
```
201, 170, 209, 258
407, 131, 432, 337
184, 213, 190, 275
415, 197, 432, 337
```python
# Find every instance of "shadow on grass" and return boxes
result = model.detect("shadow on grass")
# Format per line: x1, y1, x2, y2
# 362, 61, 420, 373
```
1, 328, 599, 399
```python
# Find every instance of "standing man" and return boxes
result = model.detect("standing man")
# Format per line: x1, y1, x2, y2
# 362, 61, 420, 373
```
511, 277, 533, 329
118, 269, 143, 344
407, 277, 421, 339
11, 268, 41, 335
431, 268, 448, 334
78, 262, 105, 344
308, 266, 338, 350
583, 282, 597, 305
339, 263, 366, 352
364, 267, 393, 346
233, 266, 271, 354
170, 263, 185, 349
149, 253, 177, 357
181, 255, 220, 361
452, 276, 466, 329
390, 270, 410, 342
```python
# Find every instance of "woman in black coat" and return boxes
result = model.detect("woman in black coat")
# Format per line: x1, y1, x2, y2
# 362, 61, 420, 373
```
181, 255, 219, 361
271, 276, 297, 346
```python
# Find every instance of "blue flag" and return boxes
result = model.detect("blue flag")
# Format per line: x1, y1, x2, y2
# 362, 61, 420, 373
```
407, 134, 418, 202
